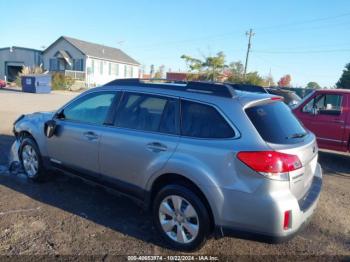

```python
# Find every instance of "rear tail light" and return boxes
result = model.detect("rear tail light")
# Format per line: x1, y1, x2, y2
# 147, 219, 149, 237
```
271, 96, 283, 101
237, 151, 302, 181
283, 210, 291, 230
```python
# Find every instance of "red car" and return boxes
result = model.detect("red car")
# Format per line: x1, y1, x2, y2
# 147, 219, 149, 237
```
0, 79, 6, 88
293, 89, 350, 152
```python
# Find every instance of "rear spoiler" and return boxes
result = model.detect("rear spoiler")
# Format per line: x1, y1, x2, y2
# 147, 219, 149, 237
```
242, 95, 284, 109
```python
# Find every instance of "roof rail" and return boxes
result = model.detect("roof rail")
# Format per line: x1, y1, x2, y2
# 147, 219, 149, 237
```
104, 78, 235, 98
226, 83, 267, 94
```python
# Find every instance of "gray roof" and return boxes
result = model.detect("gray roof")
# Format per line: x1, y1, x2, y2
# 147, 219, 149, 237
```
0, 46, 42, 53
47, 36, 140, 65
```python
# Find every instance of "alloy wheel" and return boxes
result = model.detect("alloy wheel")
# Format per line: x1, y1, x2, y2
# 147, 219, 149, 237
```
21, 144, 39, 178
158, 195, 199, 244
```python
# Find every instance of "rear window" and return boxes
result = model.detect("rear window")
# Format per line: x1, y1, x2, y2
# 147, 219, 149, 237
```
246, 101, 307, 144
181, 100, 235, 138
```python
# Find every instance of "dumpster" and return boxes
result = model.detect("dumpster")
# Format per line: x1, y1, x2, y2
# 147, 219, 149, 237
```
21, 74, 51, 93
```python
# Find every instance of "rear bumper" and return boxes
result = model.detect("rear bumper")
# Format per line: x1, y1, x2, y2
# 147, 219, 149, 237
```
216, 163, 323, 242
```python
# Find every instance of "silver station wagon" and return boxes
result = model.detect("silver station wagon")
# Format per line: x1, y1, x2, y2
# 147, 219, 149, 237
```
11, 79, 322, 251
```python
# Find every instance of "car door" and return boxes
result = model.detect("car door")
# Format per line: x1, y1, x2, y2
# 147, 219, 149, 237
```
294, 92, 319, 133
98, 91, 180, 197
47, 91, 119, 176
297, 92, 347, 151
313, 93, 347, 151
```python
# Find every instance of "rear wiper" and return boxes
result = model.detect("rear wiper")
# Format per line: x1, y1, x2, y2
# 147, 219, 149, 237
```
286, 132, 307, 139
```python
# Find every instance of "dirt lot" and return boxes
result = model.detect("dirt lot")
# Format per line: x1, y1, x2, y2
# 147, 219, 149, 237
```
0, 89, 349, 260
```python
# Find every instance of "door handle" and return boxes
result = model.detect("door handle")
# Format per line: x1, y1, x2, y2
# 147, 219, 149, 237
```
146, 142, 167, 152
83, 131, 99, 140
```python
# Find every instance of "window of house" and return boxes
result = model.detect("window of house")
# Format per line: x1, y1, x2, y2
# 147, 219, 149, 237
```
73, 59, 83, 71
61, 92, 117, 125
181, 100, 235, 138
108, 62, 112, 75
115, 93, 179, 134
116, 64, 119, 76
49, 58, 58, 71
91, 59, 95, 74
100, 61, 104, 74
124, 65, 127, 77
130, 66, 134, 77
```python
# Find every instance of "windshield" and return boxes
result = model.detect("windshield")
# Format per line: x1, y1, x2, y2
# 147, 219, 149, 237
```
246, 101, 307, 144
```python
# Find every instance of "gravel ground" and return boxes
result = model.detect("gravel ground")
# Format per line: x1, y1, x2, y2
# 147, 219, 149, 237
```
0, 89, 349, 260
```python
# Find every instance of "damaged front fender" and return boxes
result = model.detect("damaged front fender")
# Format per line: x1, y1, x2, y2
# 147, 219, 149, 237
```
9, 139, 22, 174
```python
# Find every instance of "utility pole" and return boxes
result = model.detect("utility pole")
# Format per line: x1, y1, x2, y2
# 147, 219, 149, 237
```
244, 29, 255, 79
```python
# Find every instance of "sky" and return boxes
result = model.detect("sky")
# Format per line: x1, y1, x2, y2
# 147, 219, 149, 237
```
1, 0, 350, 87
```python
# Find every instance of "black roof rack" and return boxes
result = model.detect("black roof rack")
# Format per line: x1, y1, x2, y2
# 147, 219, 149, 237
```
104, 78, 235, 98
226, 83, 268, 94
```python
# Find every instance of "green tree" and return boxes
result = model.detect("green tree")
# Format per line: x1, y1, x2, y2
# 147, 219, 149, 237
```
336, 63, 350, 89
180, 55, 203, 72
181, 52, 226, 81
226, 62, 267, 86
203, 51, 226, 81
226, 61, 244, 83
181, 52, 272, 86
306, 81, 321, 89
245, 72, 267, 86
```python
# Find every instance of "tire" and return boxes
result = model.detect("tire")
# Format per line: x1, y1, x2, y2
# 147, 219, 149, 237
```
19, 137, 46, 182
153, 184, 210, 251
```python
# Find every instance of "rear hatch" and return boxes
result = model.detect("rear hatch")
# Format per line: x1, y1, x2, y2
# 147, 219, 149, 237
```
245, 100, 318, 200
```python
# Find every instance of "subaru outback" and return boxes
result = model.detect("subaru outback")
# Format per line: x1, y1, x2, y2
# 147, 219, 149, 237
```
11, 79, 322, 251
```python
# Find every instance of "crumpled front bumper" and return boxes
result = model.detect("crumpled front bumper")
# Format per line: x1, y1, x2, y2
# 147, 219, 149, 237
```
9, 139, 20, 164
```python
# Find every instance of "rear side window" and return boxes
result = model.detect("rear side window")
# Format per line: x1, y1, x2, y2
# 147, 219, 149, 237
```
115, 92, 179, 134
246, 101, 307, 144
181, 100, 235, 138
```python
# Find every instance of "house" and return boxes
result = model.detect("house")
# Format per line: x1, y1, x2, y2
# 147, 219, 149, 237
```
0, 46, 42, 82
0, 36, 141, 87
43, 36, 141, 87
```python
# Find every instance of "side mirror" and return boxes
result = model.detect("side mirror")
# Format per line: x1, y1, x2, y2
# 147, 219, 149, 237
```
44, 120, 57, 138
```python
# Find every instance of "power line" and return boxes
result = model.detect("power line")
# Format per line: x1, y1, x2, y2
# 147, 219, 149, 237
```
254, 53, 339, 78
126, 12, 350, 51
252, 48, 350, 54
252, 42, 350, 51
256, 11, 350, 31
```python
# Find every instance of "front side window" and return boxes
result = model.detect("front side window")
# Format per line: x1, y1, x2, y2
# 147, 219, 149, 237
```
302, 94, 342, 115
181, 100, 235, 138
61, 92, 116, 125
115, 93, 179, 134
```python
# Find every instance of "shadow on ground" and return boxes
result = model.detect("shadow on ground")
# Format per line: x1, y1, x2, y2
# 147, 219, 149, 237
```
0, 134, 167, 248
0, 169, 167, 248
0, 134, 15, 166
319, 150, 350, 177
